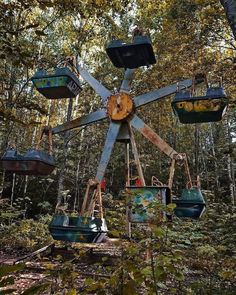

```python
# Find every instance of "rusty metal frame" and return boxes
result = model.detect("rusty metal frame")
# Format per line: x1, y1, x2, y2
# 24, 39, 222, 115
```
80, 181, 103, 218
49, 56, 203, 219
125, 143, 131, 186
151, 176, 164, 187
129, 115, 193, 189
128, 123, 146, 186
129, 115, 180, 159
168, 158, 176, 189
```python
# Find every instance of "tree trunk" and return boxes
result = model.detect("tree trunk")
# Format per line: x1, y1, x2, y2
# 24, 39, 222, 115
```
74, 128, 85, 211
220, 0, 236, 40
209, 123, 220, 198
1, 63, 15, 153
56, 98, 73, 208
225, 115, 236, 205
194, 124, 200, 177
0, 171, 5, 199
10, 173, 16, 206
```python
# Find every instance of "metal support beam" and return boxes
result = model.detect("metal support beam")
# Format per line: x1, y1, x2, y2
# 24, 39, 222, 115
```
120, 69, 135, 93
95, 121, 121, 182
80, 182, 91, 215
76, 56, 112, 102
128, 123, 146, 186
182, 153, 193, 188
168, 158, 176, 189
52, 109, 107, 134
125, 143, 131, 186
134, 78, 203, 108
130, 115, 180, 159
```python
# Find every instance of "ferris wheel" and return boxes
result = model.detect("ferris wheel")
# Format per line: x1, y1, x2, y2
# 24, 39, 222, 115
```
1, 32, 227, 243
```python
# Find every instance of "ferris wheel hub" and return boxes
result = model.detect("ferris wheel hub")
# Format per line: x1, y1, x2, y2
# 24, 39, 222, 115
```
107, 92, 134, 121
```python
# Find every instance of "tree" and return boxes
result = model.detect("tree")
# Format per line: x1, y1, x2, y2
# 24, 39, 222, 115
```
220, 0, 236, 39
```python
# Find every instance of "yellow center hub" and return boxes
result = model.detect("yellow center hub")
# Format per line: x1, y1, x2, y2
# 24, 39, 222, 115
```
107, 92, 134, 121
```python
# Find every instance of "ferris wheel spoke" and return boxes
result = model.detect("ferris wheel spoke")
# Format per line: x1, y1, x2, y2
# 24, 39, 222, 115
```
77, 57, 112, 102
120, 68, 135, 93
134, 78, 195, 108
129, 114, 179, 159
95, 121, 121, 182
52, 109, 108, 134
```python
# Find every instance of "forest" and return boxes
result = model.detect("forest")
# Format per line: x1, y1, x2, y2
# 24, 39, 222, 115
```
0, 0, 236, 294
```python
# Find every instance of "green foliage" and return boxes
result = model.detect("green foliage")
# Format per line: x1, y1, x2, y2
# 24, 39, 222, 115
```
0, 263, 25, 294
0, 199, 25, 225
21, 283, 51, 295
196, 244, 218, 258
105, 196, 127, 238
0, 263, 51, 295
81, 199, 236, 294
0, 217, 53, 252
0, 263, 25, 278
37, 201, 52, 214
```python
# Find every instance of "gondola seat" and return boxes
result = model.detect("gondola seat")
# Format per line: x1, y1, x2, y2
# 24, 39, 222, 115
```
173, 187, 206, 219
172, 87, 228, 124
106, 36, 156, 69
31, 67, 82, 99
49, 215, 108, 243
0, 149, 55, 175
126, 186, 171, 222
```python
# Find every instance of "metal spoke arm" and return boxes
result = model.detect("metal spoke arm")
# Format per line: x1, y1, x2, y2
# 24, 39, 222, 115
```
120, 69, 135, 93
95, 121, 121, 182
129, 115, 180, 159
76, 56, 112, 102
128, 123, 146, 186
52, 109, 107, 134
129, 115, 193, 187
134, 77, 204, 108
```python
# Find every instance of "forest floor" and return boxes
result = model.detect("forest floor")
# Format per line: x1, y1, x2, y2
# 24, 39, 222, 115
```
0, 239, 124, 294
1, 201, 236, 294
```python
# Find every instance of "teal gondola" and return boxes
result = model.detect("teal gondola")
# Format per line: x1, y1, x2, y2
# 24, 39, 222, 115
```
172, 86, 228, 124
31, 67, 82, 99
49, 215, 108, 243
173, 187, 206, 219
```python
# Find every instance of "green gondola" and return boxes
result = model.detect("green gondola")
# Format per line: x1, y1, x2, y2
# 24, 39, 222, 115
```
173, 187, 206, 219
172, 86, 228, 124
49, 215, 108, 243
31, 67, 82, 99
